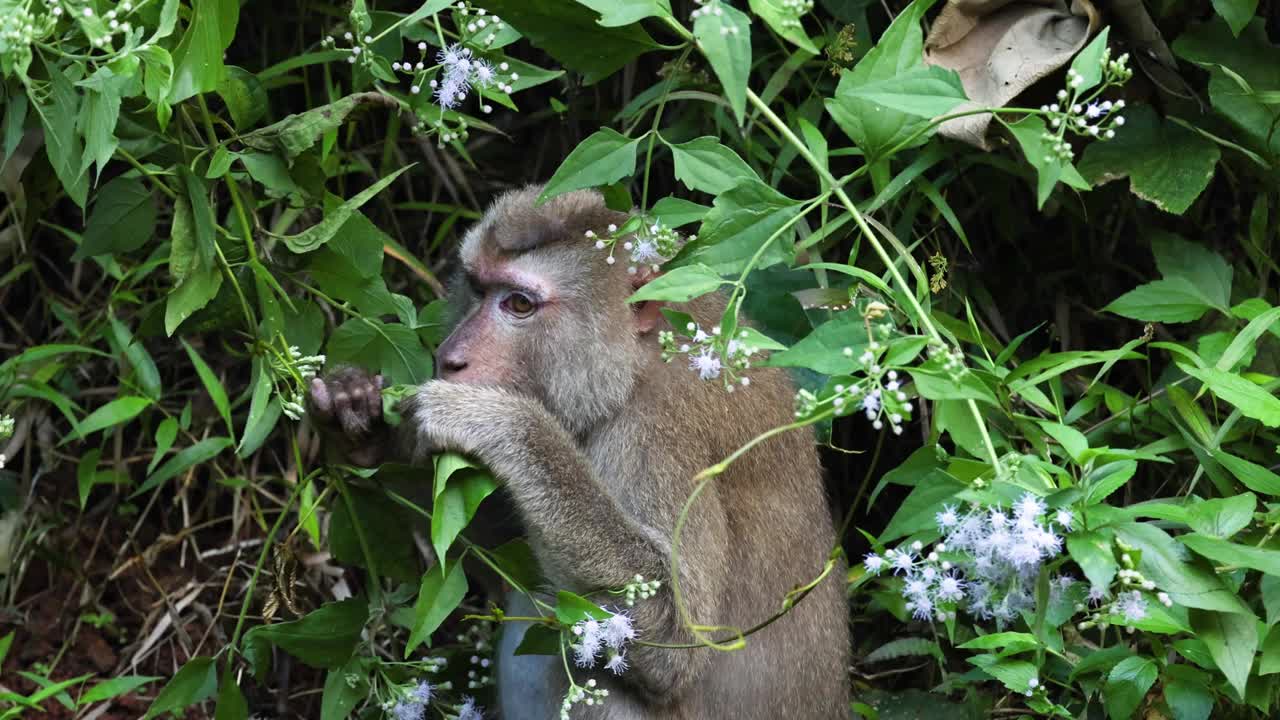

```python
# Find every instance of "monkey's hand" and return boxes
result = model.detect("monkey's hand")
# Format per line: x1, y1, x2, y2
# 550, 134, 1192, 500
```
308, 367, 388, 467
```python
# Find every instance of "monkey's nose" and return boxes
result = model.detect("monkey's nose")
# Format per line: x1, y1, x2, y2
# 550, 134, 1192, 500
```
440, 357, 468, 379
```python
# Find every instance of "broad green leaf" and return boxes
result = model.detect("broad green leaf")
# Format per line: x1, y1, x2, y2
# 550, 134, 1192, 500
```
1213, 450, 1280, 495
1114, 522, 1250, 614
1185, 494, 1255, 539
78, 451, 130, 509
1262, 627, 1280, 675
240, 152, 303, 199
80, 675, 161, 706
169, 0, 239, 103
149, 418, 179, 475
1004, 115, 1091, 209
166, 266, 224, 336
554, 591, 611, 625
1078, 105, 1221, 215
514, 624, 563, 656
329, 486, 420, 583
75, 176, 157, 259
1181, 534, 1280, 576
1189, 607, 1258, 697
240, 93, 380, 158
748, 0, 818, 53
692, 2, 752, 123
482, 0, 660, 84
214, 674, 248, 720
1218, 306, 1280, 372
133, 437, 234, 497
1151, 231, 1233, 311
538, 129, 641, 203
1067, 529, 1117, 590
66, 396, 151, 442
574, 0, 671, 26
33, 55, 88, 206
839, 64, 967, 118
1104, 656, 1158, 719
1037, 420, 1087, 463
1104, 278, 1215, 323
628, 264, 726, 303
237, 368, 281, 458
957, 632, 1039, 653
1164, 666, 1215, 720
1173, 18, 1280, 158
650, 196, 710, 227
824, 0, 941, 162
76, 67, 126, 179
143, 657, 218, 720
326, 318, 433, 386
1082, 460, 1138, 506
280, 166, 412, 253
1181, 365, 1280, 427
321, 659, 366, 720
765, 311, 863, 374
880, 476, 967, 542
671, 179, 801, 274
1068, 27, 1111, 95
668, 136, 757, 195
405, 561, 469, 655
431, 467, 498, 564
182, 340, 232, 438
1211, 0, 1260, 37
242, 599, 368, 680
968, 656, 1039, 694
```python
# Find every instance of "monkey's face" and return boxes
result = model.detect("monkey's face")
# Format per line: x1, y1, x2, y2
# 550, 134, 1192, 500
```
436, 188, 664, 435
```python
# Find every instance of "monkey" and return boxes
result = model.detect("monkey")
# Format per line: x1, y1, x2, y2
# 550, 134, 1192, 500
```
309, 186, 850, 719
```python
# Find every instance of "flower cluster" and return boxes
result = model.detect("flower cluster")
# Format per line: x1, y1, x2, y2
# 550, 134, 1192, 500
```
560, 678, 609, 720
1037, 48, 1132, 162
1075, 541, 1173, 632
267, 345, 325, 420
386, 680, 434, 720
659, 323, 760, 391
585, 218, 686, 275
618, 573, 662, 607
570, 610, 636, 675
458, 621, 495, 690
456, 696, 485, 720
322, 31, 377, 69
866, 494, 1072, 623
428, 43, 517, 111
794, 341, 915, 434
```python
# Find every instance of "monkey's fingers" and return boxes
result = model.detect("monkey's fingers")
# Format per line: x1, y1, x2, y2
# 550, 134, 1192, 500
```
336, 386, 372, 437
309, 377, 334, 421
364, 376, 383, 422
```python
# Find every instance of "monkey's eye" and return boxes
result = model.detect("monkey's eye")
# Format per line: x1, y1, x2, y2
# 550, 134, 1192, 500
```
501, 291, 538, 318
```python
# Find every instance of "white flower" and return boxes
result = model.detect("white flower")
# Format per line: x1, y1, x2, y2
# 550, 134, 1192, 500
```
458, 696, 485, 720
689, 348, 721, 380
904, 577, 929, 598
605, 651, 629, 675
891, 550, 914, 575
907, 596, 934, 621
936, 505, 960, 529
631, 239, 662, 264
572, 643, 597, 668
1118, 590, 1148, 623
937, 574, 965, 602
863, 554, 884, 574
861, 391, 881, 414
1157, 592, 1172, 607
1055, 509, 1073, 529
472, 59, 496, 86
603, 612, 635, 649
1087, 585, 1108, 605
1014, 494, 1045, 521
989, 510, 1008, 529
1084, 103, 1103, 119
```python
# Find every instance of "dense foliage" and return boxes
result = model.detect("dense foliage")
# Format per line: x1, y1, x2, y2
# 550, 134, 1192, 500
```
1, 0, 1279, 718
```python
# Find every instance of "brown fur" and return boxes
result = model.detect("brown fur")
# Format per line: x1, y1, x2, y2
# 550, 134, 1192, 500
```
312, 187, 850, 718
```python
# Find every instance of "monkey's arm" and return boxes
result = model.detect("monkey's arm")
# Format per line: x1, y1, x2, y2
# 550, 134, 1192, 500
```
404, 380, 729, 699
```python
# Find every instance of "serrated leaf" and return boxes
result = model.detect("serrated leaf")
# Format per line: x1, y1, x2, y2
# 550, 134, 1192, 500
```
539, 129, 641, 203
840, 64, 968, 117
865, 637, 938, 662
1104, 278, 1214, 323
1104, 656, 1158, 719
668, 136, 757, 195
1185, 494, 1255, 539
628, 264, 726, 303
671, 179, 800, 274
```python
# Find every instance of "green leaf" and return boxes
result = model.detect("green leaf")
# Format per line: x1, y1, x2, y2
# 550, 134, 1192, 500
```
79, 675, 161, 706
692, 2, 751, 124
1173, 18, 1280, 158
1078, 105, 1221, 215
239, 93, 381, 158
1068, 27, 1111, 95
108, 316, 162, 400
1037, 420, 1087, 464
840, 64, 968, 118
1181, 365, 1280, 428
149, 418, 179, 475
214, 674, 248, 720
1067, 529, 1117, 590
1262, 627, 1280, 675
1083, 460, 1138, 506
33, 55, 88, 207
1189, 607, 1258, 697
1213, 450, 1280, 495
668, 136, 757, 195
880, 476, 967, 542
1114, 522, 1250, 614
1217, 306, 1280, 372
75, 176, 157, 259
134, 437, 233, 497
280, 166, 412, 253
143, 657, 217, 720
431, 463, 498, 564
321, 659, 366, 720
957, 632, 1039, 653
1104, 278, 1215, 323
628, 264, 726, 303
554, 591, 611, 625
650, 196, 709, 227
66, 396, 151, 442
1151, 232, 1233, 311
169, 0, 238, 102
482, 0, 660, 83
671, 179, 801, 274
1164, 666, 1215, 720
514, 624, 563, 656
538, 129, 641, 203
574, 0, 671, 26
182, 340, 232, 438
1185, 494, 1255, 539
166, 266, 224, 336
748, 0, 818, 53
1211, 0, 1259, 36
326, 318, 433, 386
76, 67, 126, 179
765, 311, 864, 374
405, 560, 469, 655
216, 66, 268, 130
1104, 656, 1158, 720
1181, 534, 1280, 576
824, 0, 940, 162
237, 368, 281, 458
329, 486, 420, 582
242, 599, 368, 680
969, 657, 1039, 694
240, 152, 303, 199
1004, 115, 1091, 209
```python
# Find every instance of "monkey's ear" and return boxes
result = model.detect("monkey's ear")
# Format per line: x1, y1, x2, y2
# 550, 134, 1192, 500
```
630, 266, 664, 335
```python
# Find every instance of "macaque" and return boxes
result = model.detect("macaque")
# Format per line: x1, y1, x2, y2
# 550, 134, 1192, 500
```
309, 187, 849, 718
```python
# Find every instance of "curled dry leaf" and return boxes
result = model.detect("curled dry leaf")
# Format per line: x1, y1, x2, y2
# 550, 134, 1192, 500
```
923, 0, 1100, 148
